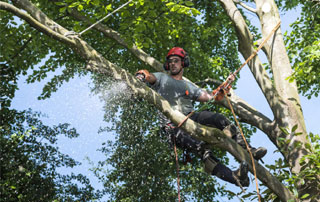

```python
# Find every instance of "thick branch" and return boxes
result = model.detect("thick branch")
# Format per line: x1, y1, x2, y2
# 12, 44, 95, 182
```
254, 2, 311, 192
69, 9, 164, 72
255, 38, 272, 62
0, 2, 75, 47
196, 78, 273, 133
221, 1, 314, 198
220, 94, 273, 134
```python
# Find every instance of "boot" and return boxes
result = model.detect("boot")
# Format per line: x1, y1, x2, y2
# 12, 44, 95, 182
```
232, 162, 250, 187
211, 160, 249, 187
223, 124, 267, 160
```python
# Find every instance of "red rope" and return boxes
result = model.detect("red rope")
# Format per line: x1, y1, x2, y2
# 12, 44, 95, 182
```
173, 137, 181, 202
225, 93, 262, 202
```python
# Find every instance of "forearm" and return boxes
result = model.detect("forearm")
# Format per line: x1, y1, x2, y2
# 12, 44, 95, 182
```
198, 90, 214, 102
146, 73, 157, 85
135, 69, 157, 85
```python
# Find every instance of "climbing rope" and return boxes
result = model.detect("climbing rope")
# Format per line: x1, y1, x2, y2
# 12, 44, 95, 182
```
79, 0, 132, 36
224, 93, 262, 202
65, 0, 132, 37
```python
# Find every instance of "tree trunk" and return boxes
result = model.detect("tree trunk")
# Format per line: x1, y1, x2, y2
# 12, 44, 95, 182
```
218, 0, 316, 200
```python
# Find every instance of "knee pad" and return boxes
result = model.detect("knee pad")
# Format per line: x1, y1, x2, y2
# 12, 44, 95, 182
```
203, 150, 218, 174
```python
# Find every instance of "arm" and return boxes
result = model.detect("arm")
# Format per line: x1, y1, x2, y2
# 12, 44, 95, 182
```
197, 90, 214, 102
198, 88, 231, 103
198, 73, 236, 103
135, 69, 157, 85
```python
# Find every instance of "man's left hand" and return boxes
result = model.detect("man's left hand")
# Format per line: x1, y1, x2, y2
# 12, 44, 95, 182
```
135, 69, 150, 82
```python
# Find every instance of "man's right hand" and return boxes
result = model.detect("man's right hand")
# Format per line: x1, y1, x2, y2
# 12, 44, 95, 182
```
135, 69, 150, 82
212, 88, 225, 101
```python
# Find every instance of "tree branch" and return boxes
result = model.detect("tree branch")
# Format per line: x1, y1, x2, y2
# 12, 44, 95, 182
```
220, 94, 273, 134
195, 78, 273, 134
254, 0, 311, 182
254, 38, 272, 62
69, 9, 164, 72
0, 2, 75, 47
233, 0, 257, 13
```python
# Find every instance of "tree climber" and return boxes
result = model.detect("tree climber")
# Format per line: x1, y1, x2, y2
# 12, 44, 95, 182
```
136, 47, 267, 187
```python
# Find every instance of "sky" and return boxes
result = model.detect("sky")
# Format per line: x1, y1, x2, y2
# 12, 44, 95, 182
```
10, 3, 320, 202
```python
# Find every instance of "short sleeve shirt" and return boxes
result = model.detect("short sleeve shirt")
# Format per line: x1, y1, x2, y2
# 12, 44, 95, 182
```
151, 72, 202, 115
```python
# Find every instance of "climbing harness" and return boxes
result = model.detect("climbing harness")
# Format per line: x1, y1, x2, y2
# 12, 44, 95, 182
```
174, 21, 281, 202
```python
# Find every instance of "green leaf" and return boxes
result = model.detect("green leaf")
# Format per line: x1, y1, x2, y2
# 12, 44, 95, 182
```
185, 1, 194, 7
139, 0, 144, 6
54, 2, 66, 6
301, 193, 310, 199
91, 0, 100, 6
59, 7, 67, 13
106, 4, 112, 11
293, 189, 298, 197
291, 124, 298, 133
78, 4, 84, 11
280, 127, 290, 135
288, 77, 295, 83
191, 8, 200, 16
69, 2, 80, 8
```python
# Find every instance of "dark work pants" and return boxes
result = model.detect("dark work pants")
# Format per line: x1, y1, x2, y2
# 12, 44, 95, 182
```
173, 111, 231, 153
190, 111, 231, 130
167, 111, 237, 184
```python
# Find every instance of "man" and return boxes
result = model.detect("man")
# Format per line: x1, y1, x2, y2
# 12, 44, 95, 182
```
136, 47, 267, 187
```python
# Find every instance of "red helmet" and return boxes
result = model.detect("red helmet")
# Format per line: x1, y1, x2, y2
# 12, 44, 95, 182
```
164, 47, 190, 70
166, 47, 187, 59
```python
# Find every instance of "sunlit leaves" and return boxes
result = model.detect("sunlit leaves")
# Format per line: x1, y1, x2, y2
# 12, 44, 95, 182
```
285, 1, 320, 98
166, 1, 200, 16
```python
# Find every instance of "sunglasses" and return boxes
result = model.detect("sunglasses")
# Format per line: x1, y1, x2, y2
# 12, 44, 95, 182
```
167, 58, 181, 64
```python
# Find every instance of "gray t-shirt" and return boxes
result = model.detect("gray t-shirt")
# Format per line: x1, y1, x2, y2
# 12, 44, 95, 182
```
151, 72, 202, 115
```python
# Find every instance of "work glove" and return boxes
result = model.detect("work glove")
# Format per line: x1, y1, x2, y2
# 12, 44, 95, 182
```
212, 73, 235, 101
135, 69, 150, 82
212, 88, 226, 101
